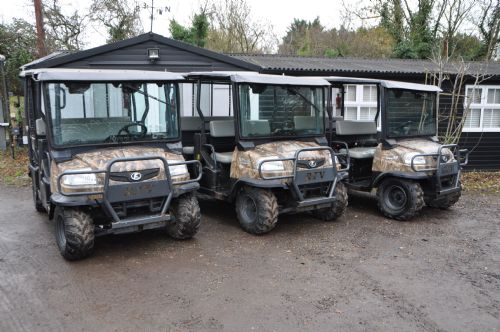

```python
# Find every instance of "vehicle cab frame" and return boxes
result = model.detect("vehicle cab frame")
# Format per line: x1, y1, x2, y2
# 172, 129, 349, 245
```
182, 71, 349, 234
21, 68, 202, 259
325, 76, 469, 220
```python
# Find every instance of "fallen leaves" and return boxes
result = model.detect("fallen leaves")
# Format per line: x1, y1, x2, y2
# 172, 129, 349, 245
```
461, 171, 500, 195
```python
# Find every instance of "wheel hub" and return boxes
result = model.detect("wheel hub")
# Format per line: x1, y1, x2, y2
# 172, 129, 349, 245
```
386, 185, 408, 211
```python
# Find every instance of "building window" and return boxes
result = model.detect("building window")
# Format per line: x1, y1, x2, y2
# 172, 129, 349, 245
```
343, 84, 378, 123
464, 85, 500, 132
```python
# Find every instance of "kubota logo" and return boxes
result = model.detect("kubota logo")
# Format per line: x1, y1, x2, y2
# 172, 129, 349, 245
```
308, 160, 317, 168
130, 172, 142, 181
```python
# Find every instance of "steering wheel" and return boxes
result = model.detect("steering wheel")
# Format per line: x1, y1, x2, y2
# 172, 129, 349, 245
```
117, 123, 148, 139
392, 120, 412, 135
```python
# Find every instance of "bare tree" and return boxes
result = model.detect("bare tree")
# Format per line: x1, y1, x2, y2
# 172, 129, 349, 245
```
90, 0, 143, 43
474, 0, 500, 59
206, 0, 277, 54
426, 51, 491, 145
43, 0, 89, 51
435, 0, 477, 57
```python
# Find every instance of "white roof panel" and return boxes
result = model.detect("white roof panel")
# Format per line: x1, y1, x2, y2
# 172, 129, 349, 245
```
323, 76, 442, 92
20, 68, 186, 81
186, 71, 330, 86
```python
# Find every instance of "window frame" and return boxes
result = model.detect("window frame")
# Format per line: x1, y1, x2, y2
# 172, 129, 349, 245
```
235, 83, 326, 140
42, 81, 182, 149
463, 85, 500, 132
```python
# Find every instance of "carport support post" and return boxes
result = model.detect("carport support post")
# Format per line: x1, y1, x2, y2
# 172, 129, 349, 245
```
0, 98, 5, 151
0, 55, 8, 151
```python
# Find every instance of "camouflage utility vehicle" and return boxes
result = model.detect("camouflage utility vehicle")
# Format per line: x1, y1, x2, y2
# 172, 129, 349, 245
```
325, 77, 468, 220
182, 72, 348, 234
21, 68, 202, 260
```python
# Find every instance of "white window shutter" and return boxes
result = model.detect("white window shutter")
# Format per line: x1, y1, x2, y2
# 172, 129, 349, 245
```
345, 107, 357, 120
464, 108, 481, 128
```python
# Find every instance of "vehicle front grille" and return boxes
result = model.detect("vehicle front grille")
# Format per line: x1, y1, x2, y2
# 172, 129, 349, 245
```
109, 168, 160, 182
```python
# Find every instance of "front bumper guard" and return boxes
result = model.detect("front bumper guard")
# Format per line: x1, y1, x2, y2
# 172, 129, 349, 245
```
410, 144, 469, 195
56, 156, 202, 230
257, 146, 346, 207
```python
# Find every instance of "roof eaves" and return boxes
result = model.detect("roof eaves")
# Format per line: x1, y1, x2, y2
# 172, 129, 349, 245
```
150, 35, 262, 71
27, 33, 152, 69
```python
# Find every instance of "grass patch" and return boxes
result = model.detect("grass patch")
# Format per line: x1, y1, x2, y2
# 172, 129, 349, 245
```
0, 147, 30, 187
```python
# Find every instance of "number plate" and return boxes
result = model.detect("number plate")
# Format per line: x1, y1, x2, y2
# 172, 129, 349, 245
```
107, 180, 170, 203
295, 168, 335, 185
440, 163, 458, 176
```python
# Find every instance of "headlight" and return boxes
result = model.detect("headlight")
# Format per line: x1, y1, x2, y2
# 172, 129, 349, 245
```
62, 169, 97, 186
403, 152, 426, 165
440, 149, 453, 163
259, 159, 285, 172
168, 164, 188, 176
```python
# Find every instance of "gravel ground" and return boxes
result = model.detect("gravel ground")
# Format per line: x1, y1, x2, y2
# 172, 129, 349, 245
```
0, 184, 499, 332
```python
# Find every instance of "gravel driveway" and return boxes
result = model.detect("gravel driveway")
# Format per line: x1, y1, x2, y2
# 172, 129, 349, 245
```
0, 185, 498, 331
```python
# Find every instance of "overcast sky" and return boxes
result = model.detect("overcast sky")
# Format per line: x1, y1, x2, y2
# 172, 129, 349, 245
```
1, 0, 367, 49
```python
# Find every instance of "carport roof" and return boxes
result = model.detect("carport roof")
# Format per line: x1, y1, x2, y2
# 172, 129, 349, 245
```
230, 54, 500, 76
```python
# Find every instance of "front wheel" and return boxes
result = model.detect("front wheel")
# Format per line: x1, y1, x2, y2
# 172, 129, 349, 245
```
166, 193, 201, 239
313, 182, 348, 221
377, 178, 424, 221
235, 187, 278, 235
54, 207, 94, 260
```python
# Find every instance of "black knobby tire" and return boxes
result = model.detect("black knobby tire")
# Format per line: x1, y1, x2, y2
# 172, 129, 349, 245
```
377, 178, 424, 221
54, 207, 94, 260
313, 182, 348, 221
426, 183, 462, 209
235, 186, 278, 235
32, 179, 46, 213
167, 193, 201, 239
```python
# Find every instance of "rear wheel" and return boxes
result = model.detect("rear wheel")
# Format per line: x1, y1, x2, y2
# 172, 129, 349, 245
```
313, 182, 348, 221
54, 207, 94, 260
167, 193, 201, 239
377, 178, 424, 221
236, 186, 278, 235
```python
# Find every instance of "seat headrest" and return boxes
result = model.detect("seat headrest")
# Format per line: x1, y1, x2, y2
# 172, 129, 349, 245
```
209, 120, 235, 137
181, 117, 203, 131
336, 120, 377, 135
243, 120, 270, 135
294, 116, 317, 130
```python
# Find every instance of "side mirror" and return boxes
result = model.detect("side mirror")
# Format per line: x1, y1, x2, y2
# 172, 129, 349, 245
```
35, 118, 46, 136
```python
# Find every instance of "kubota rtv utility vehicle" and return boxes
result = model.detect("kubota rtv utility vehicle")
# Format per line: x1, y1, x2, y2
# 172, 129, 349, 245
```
325, 77, 468, 220
22, 68, 202, 260
182, 72, 349, 234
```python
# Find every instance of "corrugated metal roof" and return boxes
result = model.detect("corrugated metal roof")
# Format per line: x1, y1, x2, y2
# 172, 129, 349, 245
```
230, 54, 500, 76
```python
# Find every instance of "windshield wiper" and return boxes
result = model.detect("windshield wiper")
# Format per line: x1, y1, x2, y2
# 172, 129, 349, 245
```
287, 87, 321, 114
122, 85, 168, 105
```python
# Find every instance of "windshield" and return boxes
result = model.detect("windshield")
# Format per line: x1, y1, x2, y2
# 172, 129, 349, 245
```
386, 89, 437, 138
45, 82, 179, 146
238, 84, 325, 138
